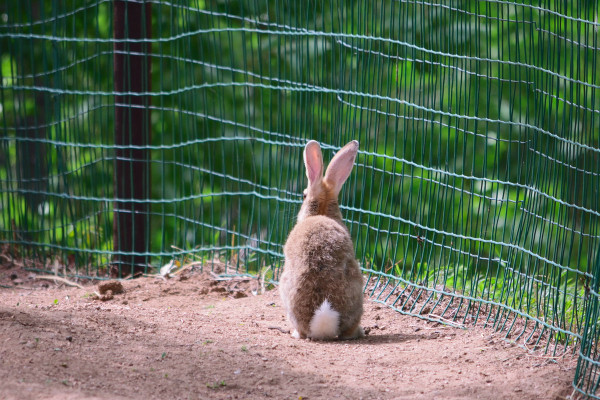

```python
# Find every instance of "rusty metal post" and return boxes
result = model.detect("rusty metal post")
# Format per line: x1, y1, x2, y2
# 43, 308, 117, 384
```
112, 0, 152, 277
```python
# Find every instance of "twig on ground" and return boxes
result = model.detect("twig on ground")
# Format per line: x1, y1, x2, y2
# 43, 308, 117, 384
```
427, 314, 467, 329
173, 261, 203, 275
3, 286, 37, 290
35, 275, 85, 290
0, 253, 24, 268
142, 273, 169, 281
268, 326, 290, 334
209, 271, 252, 281
522, 343, 570, 360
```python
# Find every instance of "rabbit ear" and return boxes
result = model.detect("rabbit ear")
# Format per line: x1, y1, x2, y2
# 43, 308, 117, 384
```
304, 140, 324, 186
324, 140, 359, 196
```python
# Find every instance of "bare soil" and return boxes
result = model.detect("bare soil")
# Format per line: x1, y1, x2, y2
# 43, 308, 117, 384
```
0, 263, 577, 400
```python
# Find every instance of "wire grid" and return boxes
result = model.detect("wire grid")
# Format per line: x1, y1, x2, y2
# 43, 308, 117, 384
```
576, 248, 600, 398
0, 0, 599, 395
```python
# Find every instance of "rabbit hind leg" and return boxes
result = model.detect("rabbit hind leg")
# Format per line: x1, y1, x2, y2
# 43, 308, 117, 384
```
338, 323, 364, 340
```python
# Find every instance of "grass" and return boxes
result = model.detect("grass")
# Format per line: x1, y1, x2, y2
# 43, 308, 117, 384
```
366, 258, 587, 348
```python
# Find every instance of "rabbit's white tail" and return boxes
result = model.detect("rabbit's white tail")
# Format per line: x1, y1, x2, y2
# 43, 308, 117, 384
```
309, 299, 340, 340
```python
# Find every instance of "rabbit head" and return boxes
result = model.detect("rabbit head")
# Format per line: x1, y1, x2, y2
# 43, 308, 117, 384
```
297, 140, 359, 224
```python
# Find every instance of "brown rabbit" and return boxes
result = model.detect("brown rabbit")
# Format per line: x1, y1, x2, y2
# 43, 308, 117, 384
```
279, 140, 364, 340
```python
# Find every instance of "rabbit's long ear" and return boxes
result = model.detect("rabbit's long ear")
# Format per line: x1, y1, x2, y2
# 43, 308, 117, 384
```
304, 140, 324, 186
324, 140, 359, 197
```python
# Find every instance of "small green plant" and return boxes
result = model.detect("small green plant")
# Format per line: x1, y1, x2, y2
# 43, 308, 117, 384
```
241, 345, 248, 352
206, 380, 227, 389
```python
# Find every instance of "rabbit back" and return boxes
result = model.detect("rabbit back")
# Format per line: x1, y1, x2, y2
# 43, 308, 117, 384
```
280, 215, 364, 339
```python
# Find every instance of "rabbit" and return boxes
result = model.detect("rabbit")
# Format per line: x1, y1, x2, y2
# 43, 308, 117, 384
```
279, 140, 364, 340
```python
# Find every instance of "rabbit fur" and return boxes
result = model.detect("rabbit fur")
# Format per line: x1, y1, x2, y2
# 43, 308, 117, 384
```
279, 140, 364, 340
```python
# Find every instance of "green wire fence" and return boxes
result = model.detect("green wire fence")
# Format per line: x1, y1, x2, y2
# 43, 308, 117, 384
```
1, 0, 599, 396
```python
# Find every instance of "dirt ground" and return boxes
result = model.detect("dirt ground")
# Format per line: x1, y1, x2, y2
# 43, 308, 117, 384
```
0, 263, 577, 400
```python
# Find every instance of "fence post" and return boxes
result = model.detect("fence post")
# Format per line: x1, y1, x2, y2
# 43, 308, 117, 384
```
112, 0, 152, 277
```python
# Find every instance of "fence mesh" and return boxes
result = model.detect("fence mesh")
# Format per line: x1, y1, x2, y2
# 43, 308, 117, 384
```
1, 0, 599, 396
